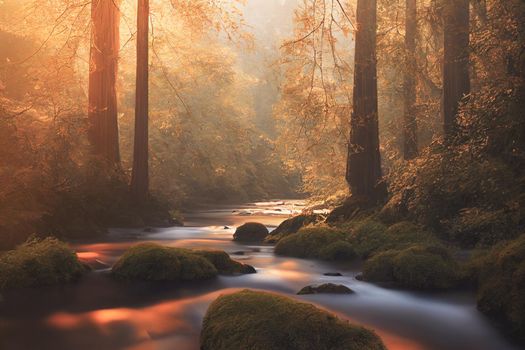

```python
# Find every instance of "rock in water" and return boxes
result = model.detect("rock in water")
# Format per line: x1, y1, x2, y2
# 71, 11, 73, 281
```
233, 222, 269, 242
297, 283, 354, 295
201, 290, 385, 350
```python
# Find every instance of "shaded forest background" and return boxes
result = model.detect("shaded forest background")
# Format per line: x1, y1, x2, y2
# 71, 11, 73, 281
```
1, 0, 524, 254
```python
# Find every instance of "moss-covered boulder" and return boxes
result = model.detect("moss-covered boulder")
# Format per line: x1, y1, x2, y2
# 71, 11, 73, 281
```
297, 283, 354, 295
112, 243, 217, 281
475, 234, 525, 342
0, 237, 87, 290
200, 290, 386, 350
319, 241, 356, 261
347, 218, 389, 258
194, 250, 256, 275
274, 227, 353, 261
362, 245, 459, 289
265, 214, 322, 243
233, 222, 269, 242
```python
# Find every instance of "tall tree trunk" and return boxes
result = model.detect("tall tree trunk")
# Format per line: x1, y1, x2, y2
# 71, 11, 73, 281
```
88, 0, 121, 164
403, 0, 418, 160
131, 0, 149, 202
443, 0, 470, 139
346, 0, 382, 200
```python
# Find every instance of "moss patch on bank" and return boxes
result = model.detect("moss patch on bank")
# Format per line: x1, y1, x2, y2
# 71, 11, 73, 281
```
474, 234, 525, 342
362, 245, 460, 290
274, 227, 354, 260
200, 289, 386, 350
0, 237, 86, 290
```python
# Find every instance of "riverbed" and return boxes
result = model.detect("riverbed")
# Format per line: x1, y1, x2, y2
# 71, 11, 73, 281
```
0, 201, 520, 350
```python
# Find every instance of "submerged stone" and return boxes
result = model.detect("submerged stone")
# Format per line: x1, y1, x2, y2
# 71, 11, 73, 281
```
297, 283, 354, 295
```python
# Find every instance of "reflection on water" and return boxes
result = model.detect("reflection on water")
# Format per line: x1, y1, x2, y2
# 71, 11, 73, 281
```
0, 200, 521, 350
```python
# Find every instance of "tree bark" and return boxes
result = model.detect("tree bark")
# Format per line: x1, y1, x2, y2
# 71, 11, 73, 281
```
346, 0, 382, 200
443, 0, 470, 140
403, 0, 418, 160
88, 0, 121, 164
131, 0, 149, 202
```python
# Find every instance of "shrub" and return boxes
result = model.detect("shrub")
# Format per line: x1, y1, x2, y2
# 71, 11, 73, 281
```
0, 237, 86, 290
274, 227, 350, 260
112, 243, 217, 281
362, 245, 459, 290
444, 207, 518, 248
475, 234, 525, 342
233, 222, 269, 242
200, 290, 386, 350
193, 250, 256, 275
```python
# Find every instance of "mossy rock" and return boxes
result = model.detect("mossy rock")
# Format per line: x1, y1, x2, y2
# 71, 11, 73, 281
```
0, 237, 87, 290
475, 234, 525, 342
112, 243, 217, 281
200, 290, 386, 350
194, 250, 256, 275
319, 241, 356, 261
265, 214, 322, 243
233, 222, 269, 242
274, 227, 352, 260
297, 283, 354, 295
362, 245, 459, 290
348, 218, 389, 258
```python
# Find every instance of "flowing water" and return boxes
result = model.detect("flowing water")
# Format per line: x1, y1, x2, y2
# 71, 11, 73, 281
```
0, 201, 521, 350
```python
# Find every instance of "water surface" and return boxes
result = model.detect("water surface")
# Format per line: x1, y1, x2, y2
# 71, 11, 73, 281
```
0, 201, 520, 350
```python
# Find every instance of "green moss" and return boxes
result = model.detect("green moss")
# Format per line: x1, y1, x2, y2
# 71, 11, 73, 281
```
0, 237, 86, 290
475, 234, 525, 342
362, 245, 459, 290
319, 241, 356, 261
194, 250, 256, 275
385, 221, 439, 248
265, 214, 321, 243
200, 290, 386, 350
112, 243, 217, 281
362, 250, 397, 283
274, 227, 351, 260
348, 218, 389, 258
233, 222, 269, 242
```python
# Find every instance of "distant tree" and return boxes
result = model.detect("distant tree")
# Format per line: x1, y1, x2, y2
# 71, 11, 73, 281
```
443, 0, 470, 139
88, 0, 121, 164
131, 0, 149, 201
346, 0, 382, 200
403, 0, 418, 160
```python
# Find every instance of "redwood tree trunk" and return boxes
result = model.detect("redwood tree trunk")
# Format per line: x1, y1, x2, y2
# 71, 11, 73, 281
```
88, 0, 120, 163
443, 0, 470, 139
131, 0, 149, 201
403, 0, 418, 160
346, 0, 382, 200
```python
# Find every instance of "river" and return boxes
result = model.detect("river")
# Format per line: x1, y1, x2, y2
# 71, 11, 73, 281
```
0, 201, 521, 350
